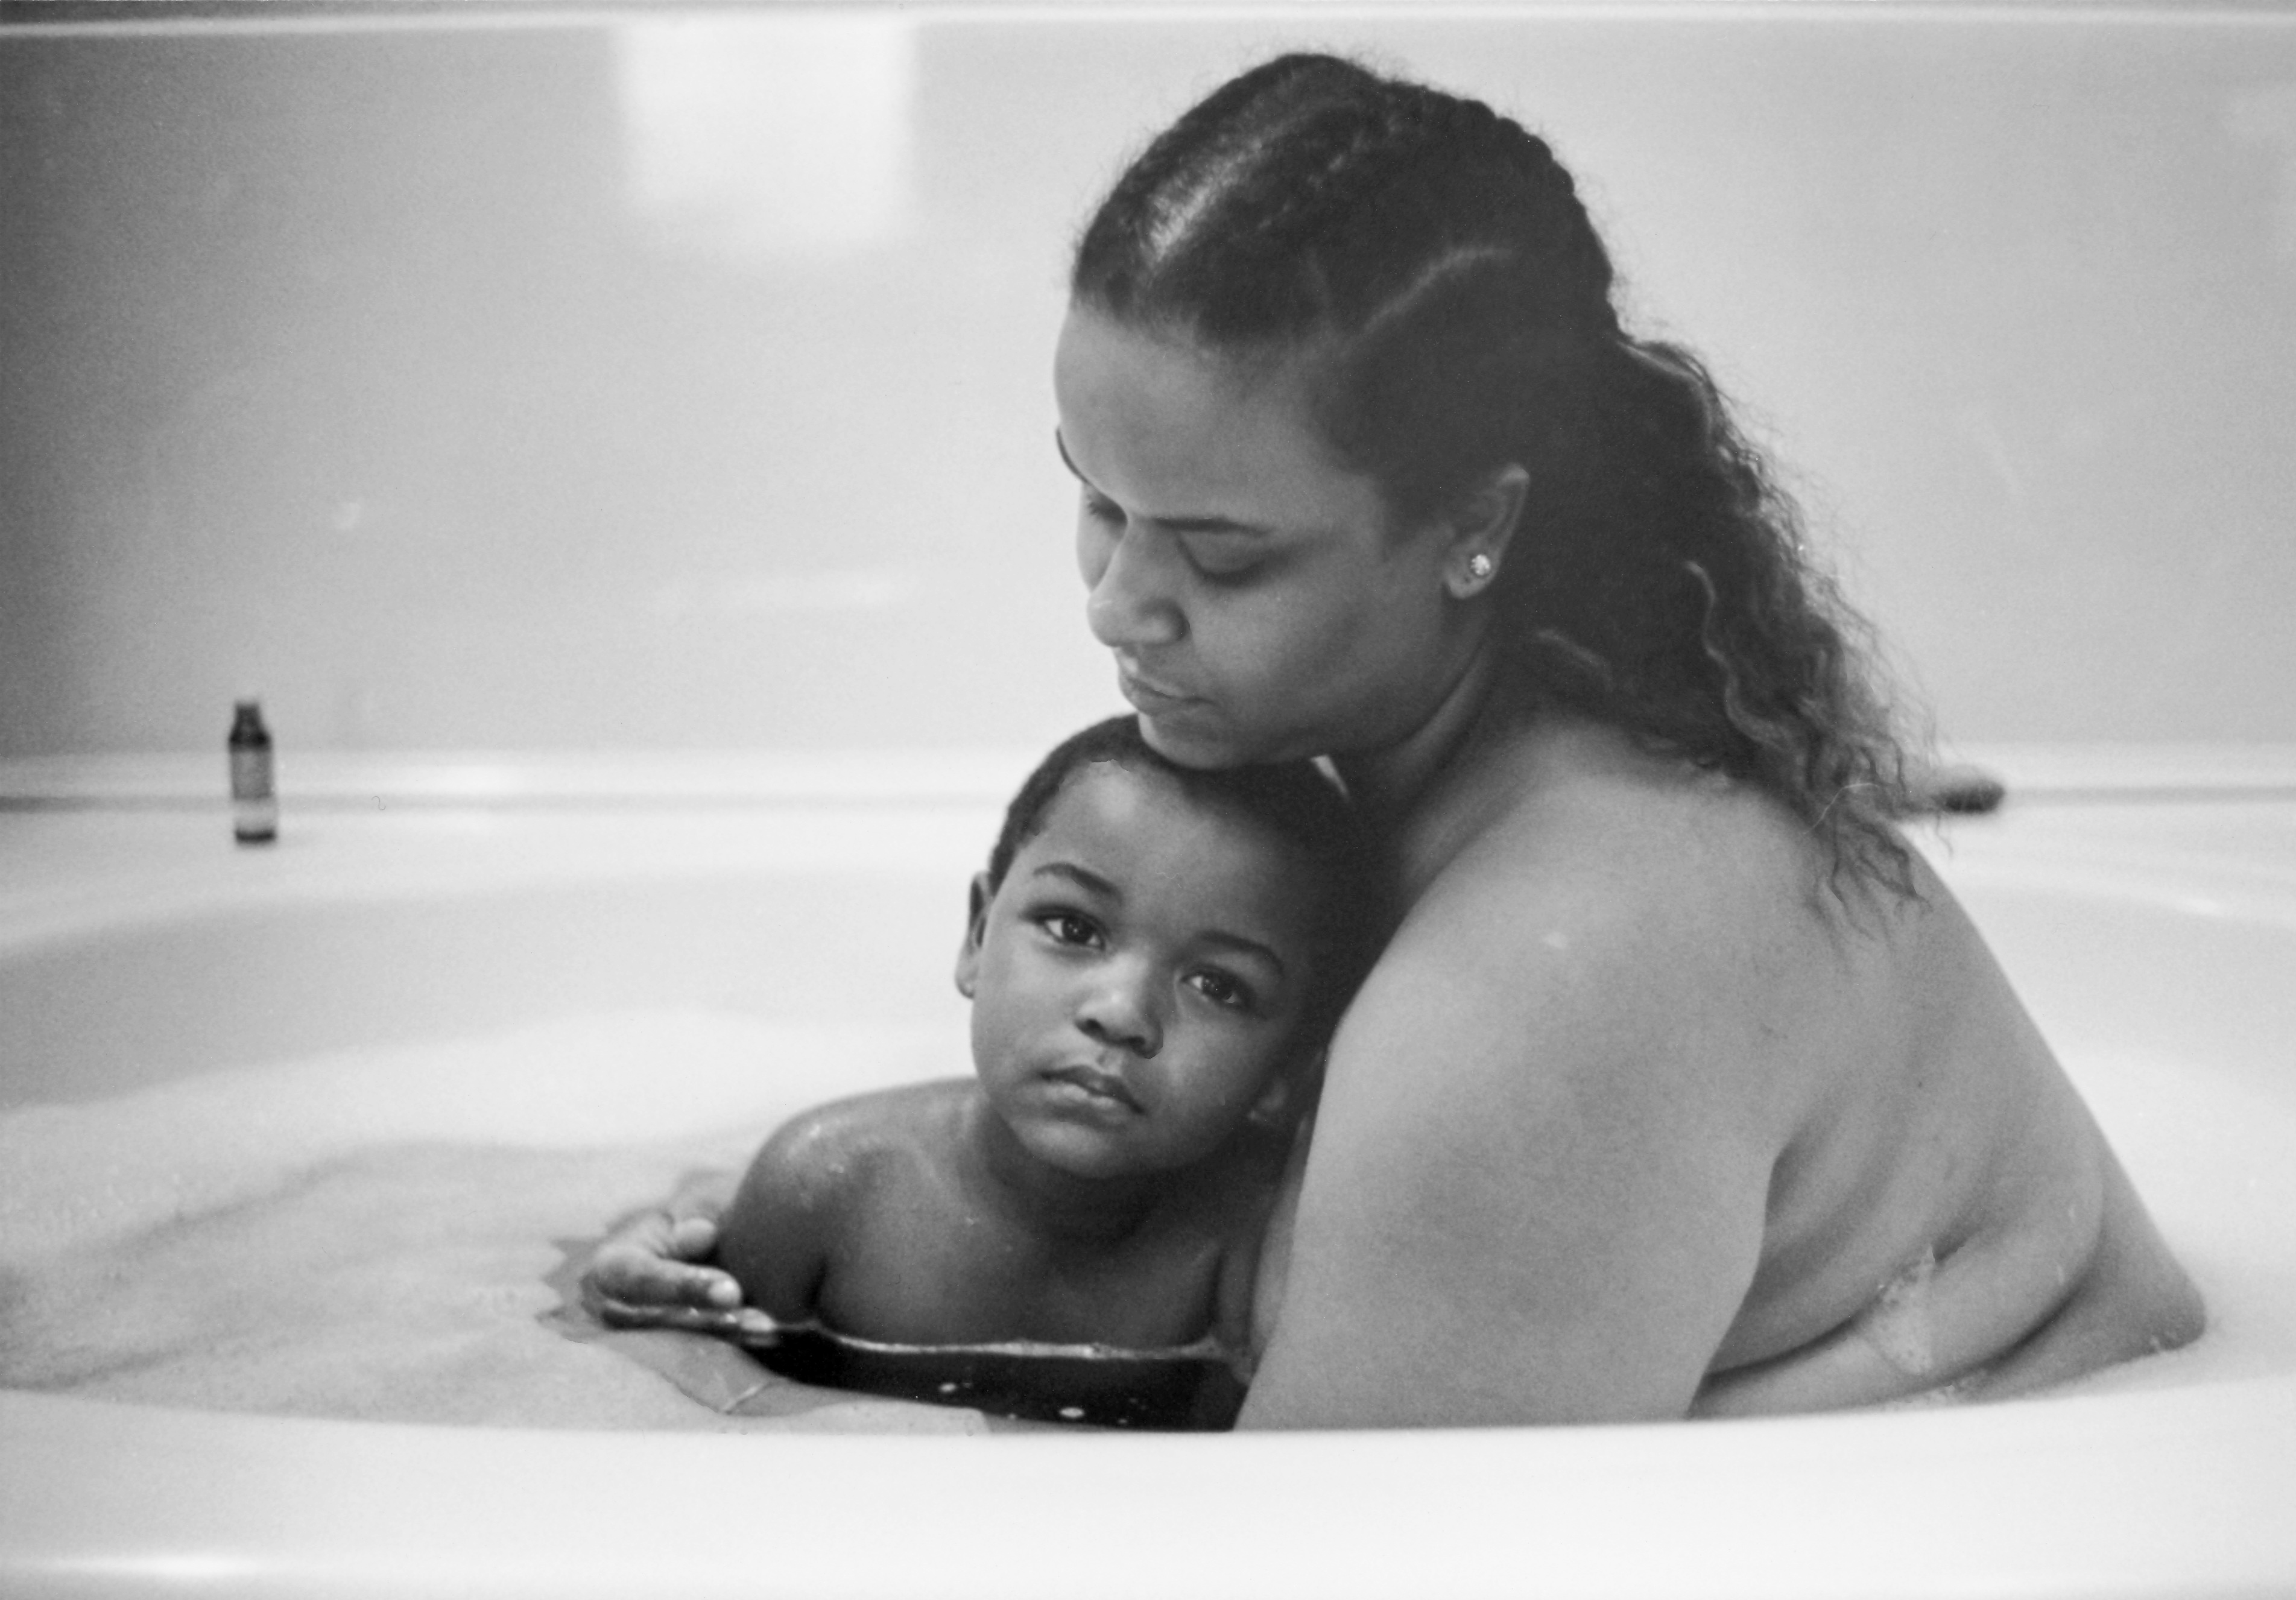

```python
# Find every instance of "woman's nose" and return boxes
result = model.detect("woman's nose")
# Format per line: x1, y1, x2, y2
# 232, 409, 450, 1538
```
1075, 963, 1162, 1058
1082, 523, 1184, 651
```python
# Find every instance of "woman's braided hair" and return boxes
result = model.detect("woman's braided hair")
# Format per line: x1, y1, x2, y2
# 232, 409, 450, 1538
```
1073, 53, 1920, 900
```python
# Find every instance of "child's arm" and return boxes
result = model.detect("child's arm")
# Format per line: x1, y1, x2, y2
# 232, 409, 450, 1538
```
710, 1112, 847, 1327
582, 1168, 762, 1334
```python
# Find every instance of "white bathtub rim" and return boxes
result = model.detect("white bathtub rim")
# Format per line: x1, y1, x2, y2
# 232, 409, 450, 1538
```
8, 741, 2296, 809
0, 804, 999, 957
4, 1373, 2294, 1600
2, 783, 2294, 957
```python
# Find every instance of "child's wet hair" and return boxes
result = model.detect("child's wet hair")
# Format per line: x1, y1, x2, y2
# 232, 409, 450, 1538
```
987, 715, 1379, 1042
1072, 52, 1921, 905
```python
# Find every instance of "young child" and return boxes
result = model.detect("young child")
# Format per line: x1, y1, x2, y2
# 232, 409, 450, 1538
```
615, 716, 1374, 1428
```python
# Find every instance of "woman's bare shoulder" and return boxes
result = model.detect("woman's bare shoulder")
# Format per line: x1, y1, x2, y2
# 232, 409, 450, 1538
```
1251, 885, 1779, 1420
1241, 742, 1815, 1424
1243, 733, 1940, 1425
1413, 724, 1859, 1010
1508, 721, 1827, 872
1369, 765, 1825, 1160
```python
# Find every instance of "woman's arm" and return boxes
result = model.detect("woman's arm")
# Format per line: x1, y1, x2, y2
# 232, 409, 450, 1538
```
1236, 832, 1794, 1428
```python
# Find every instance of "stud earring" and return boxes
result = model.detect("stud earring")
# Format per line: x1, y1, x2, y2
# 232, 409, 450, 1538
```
1466, 553, 1495, 585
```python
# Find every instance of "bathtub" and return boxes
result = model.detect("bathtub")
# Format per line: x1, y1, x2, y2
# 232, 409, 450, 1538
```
1, 748, 2293, 1599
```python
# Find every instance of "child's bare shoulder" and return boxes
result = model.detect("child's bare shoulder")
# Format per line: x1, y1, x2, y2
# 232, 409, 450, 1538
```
718, 1079, 974, 1303
747, 1078, 975, 1209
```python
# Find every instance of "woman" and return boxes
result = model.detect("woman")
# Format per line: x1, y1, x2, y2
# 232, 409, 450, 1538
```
589, 53, 2201, 1426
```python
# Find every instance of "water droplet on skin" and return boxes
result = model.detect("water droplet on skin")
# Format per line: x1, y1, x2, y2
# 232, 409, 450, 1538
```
1856, 1247, 1940, 1377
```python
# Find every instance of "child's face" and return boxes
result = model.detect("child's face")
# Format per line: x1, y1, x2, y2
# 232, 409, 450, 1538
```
958, 760, 1324, 1181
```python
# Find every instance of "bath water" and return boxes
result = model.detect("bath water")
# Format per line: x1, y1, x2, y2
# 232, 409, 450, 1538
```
0, 1012, 1012, 1432
1, 1009, 2289, 1427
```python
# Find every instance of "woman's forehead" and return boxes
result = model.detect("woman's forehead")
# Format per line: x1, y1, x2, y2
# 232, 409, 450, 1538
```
1052, 308, 1377, 528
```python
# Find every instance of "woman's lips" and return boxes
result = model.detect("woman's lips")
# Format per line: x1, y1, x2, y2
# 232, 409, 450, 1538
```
1116, 662, 1197, 714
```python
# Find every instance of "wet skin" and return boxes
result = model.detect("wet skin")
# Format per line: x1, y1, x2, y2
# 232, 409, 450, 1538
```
587, 309, 2205, 1422
707, 762, 1324, 1354
1051, 307, 2205, 1425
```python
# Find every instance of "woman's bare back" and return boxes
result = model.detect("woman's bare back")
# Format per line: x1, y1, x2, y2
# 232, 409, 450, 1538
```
1241, 716, 2203, 1425
1693, 838, 2204, 1412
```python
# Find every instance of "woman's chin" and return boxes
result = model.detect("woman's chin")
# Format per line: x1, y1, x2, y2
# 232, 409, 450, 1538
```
1134, 709, 1263, 771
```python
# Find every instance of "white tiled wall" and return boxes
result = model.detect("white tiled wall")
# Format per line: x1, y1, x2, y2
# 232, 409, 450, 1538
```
5, 8, 2293, 756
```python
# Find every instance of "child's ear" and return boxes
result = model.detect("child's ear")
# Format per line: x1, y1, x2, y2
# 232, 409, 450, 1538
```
954, 872, 991, 999
1247, 1047, 1325, 1132
1245, 1076, 1291, 1131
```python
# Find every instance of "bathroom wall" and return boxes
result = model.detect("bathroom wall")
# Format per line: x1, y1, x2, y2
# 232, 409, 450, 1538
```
5, 7, 2294, 758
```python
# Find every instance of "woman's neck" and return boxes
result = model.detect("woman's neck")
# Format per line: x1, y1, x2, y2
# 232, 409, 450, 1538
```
1332, 636, 1525, 832
1333, 643, 1553, 907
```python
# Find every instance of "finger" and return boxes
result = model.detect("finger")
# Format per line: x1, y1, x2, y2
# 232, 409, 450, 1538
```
651, 1259, 742, 1310
598, 1296, 711, 1332
596, 1298, 754, 1337
726, 1306, 782, 1343
667, 1214, 721, 1258
589, 1247, 720, 1309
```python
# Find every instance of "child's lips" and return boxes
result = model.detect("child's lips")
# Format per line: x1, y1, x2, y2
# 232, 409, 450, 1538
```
1042, 1064, 1143, 1113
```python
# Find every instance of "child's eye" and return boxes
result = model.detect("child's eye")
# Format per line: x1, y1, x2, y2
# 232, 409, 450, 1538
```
1037, 911, 1103, 949
1188, 969, 1255, 1010
1080, 491, 1123, 526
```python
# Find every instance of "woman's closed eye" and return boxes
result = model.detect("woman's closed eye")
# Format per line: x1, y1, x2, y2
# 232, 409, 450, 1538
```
1174, 531, 1268, 581
1080, 490, 1267, 582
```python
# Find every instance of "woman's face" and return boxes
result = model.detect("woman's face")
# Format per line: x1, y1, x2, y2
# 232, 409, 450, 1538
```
1052, 306, 1467, 770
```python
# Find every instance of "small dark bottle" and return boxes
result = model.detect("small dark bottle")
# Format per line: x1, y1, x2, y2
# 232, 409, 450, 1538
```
228, 698, 278, 845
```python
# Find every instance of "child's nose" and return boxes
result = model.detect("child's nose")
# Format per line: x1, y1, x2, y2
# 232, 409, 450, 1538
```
1075, 963, 1162, 1058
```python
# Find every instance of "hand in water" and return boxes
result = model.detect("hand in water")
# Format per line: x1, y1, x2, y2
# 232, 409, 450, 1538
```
582, 1206, 775, 1341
